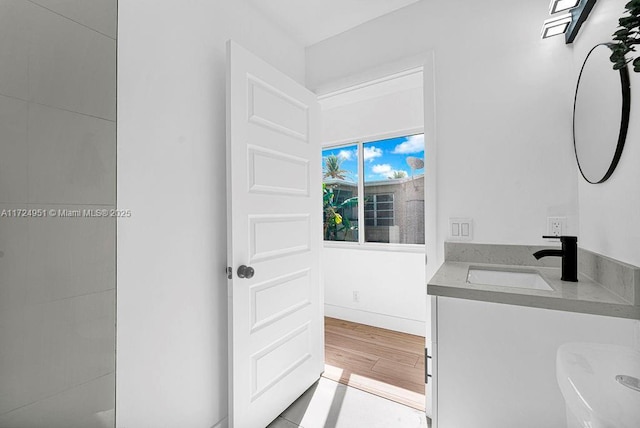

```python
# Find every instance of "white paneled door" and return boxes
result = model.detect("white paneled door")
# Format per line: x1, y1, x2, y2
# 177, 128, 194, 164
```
226, 41, 323, 428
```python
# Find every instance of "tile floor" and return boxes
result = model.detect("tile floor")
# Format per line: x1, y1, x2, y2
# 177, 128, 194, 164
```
267, 377, 428, 428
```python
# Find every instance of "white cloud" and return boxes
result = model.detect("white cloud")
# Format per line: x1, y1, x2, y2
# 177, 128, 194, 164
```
363, 146, 383, 162
372, 164, 392, 175
392, 134, 424, 154
338, 149, 354, 161
371, 164, 409, 179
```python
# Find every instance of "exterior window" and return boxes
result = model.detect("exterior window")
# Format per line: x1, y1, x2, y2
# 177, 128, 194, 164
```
323, 133, 425, 246
364, 194, 394, 227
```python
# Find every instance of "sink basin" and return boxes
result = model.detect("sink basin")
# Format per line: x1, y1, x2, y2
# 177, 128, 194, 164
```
557, 343, 640, 428
466, 267, 553, 291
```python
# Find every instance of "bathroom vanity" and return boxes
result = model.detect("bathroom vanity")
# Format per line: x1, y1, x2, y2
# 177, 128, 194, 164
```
426, 243, 640, 428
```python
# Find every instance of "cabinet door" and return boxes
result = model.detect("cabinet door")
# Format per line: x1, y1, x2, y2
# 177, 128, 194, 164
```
425, 296, 438, 422
436, 297, 636, 428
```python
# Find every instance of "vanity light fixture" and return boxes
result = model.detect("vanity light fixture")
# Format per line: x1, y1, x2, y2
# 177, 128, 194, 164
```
541, 13, 573, 39
549, 0, 580, 14
541, 0, 598, 43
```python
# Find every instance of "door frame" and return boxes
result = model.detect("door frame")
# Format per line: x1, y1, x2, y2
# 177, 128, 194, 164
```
315, 56, 438, 278
314, 53, 438, 417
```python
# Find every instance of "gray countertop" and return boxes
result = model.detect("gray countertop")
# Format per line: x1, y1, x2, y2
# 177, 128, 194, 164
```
427, 243, 640, 320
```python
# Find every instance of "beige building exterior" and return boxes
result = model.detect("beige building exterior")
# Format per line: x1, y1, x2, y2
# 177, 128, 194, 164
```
324, 174, 424, 244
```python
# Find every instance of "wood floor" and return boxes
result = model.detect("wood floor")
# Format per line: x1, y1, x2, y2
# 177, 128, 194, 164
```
322, 317, 426, 411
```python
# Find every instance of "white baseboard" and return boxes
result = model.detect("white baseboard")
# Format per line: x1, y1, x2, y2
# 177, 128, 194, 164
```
325, 304, 425, 336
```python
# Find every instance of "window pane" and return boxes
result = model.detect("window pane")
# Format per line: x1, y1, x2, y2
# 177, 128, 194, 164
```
363, 134, 425, 244
323, 144, 358, 242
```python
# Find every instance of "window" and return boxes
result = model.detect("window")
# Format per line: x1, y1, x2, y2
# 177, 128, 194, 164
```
323, 133, 425, 245
365, 194, 394, 227
322, 144, 359, 242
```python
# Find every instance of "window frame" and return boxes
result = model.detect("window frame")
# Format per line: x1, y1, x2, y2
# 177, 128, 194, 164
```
322, 127, 425, 253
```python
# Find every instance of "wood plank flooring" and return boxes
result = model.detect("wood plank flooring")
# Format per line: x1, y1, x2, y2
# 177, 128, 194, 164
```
322, 317, 426, 411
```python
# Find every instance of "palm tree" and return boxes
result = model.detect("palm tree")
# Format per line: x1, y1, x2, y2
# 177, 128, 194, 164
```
323, 154, 348, 180
390, 170, 407, 179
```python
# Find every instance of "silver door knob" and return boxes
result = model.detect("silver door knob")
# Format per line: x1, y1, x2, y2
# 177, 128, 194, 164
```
237, 265, 255, 279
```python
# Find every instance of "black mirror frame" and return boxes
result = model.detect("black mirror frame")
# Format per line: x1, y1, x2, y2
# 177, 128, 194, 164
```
573, 43, 631, 184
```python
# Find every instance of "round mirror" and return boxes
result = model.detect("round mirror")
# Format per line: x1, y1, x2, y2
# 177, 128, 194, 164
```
573, 43, 631, 184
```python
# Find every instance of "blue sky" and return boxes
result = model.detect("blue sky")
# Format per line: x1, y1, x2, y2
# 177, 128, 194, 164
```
322, 134, 424, 183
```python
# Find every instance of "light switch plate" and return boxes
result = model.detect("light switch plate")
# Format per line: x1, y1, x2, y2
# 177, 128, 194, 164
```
449, 218, 473, 241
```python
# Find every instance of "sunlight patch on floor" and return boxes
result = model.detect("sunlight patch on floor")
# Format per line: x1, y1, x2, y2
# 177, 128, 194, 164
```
269, 377, 427, 428
322, 363, 425, 411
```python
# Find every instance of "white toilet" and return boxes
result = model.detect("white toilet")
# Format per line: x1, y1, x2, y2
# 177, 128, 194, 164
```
556, 342, 640, 428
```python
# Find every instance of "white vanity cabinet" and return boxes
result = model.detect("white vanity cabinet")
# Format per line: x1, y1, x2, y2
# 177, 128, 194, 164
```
429, 296, 638, 428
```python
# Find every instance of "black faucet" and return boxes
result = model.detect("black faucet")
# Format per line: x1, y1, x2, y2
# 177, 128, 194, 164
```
533, 236, 578, 282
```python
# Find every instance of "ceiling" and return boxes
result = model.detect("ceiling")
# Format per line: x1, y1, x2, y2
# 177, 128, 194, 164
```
247, 0, 420, 47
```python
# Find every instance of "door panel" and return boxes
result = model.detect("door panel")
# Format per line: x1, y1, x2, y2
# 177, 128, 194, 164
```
250, 269, 311, 332
249, 214, 311, 262
226, 40, 323, 428
248, 146, 310, 196
247, 76, 309, 140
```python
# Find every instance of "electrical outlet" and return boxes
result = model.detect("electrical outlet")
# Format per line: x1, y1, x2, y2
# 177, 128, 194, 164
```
352, 291, 360, 303
547, 217, 567, 237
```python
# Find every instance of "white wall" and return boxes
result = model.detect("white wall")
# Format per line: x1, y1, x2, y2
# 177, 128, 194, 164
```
321, 77, 426, 335
307, 0, 580, 268
0, 1, 116, 426
117, 2, 304, 427
570, 0, 640, 268
115, 1, 639, 425
324, 247, 426, 335
322, 80, 423, 142
571, 0, 640, 343
309, 0, 640, 341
